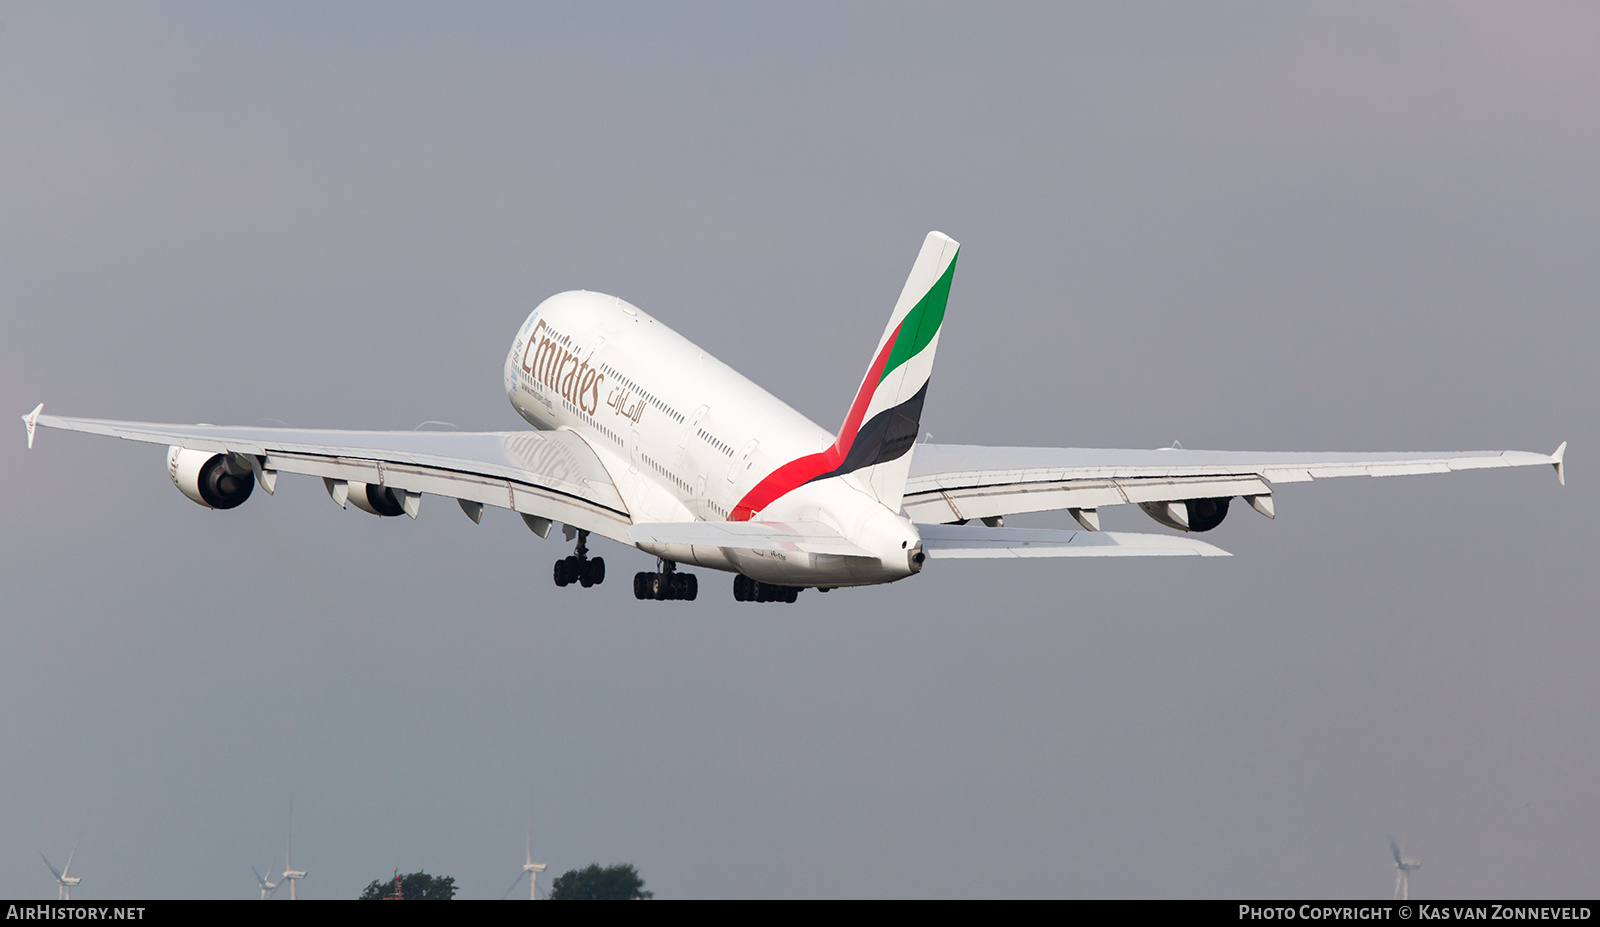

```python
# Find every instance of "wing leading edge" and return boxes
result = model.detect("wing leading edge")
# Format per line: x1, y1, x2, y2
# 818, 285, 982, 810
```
904, 442, 1566, 527
25, 411, 634, 543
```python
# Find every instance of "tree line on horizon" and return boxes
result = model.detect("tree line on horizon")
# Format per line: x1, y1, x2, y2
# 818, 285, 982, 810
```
359, 863, 651, 900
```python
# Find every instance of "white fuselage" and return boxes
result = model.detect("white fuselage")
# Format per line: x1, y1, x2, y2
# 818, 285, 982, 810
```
503, 291, 921, 586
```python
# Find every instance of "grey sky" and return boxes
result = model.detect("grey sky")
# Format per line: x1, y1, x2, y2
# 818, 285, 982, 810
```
2, 2, 1595, 898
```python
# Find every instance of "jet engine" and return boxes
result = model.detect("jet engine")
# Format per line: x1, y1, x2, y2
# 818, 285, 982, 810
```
1138, 496, 1231, 533
346, 481, 407, 517
167, 446, 256, 510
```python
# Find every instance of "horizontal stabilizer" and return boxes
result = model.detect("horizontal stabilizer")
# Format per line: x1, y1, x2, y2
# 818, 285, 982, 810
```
916, 524, 1230, 559
628, 520, 874, 558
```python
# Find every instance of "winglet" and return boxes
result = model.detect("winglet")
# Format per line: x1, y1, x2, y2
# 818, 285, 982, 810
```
22, 403, 42, 449
1552, 441, 1566, 486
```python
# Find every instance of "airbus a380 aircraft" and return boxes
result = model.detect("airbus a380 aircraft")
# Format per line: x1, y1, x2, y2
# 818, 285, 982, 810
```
22, 232, 1565, 603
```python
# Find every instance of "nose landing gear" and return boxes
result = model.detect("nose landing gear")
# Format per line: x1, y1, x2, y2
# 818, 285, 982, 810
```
634, 560, 698, 601
553, 529, 605, 588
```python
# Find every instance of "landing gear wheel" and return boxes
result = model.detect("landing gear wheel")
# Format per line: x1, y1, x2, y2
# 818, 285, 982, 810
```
733, 574, 800, 603
665, 573, 696, 601
635, 563, 697, 601
553, 531, 603, 589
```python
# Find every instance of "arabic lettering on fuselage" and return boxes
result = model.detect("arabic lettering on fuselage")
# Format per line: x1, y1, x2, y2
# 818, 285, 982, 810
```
606, 386, 645, 424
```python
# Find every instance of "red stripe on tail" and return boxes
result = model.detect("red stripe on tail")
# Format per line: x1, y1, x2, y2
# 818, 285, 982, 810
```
730, 323, 901, 520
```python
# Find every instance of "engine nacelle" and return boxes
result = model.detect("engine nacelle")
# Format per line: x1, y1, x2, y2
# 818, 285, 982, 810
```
168, 446, 256, 510
1139, 496, 1231, 533
346, 481, 407, 517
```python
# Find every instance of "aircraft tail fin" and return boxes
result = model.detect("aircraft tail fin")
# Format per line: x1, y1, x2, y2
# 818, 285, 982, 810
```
829, 231, 958, 509
731, 232, 958, 519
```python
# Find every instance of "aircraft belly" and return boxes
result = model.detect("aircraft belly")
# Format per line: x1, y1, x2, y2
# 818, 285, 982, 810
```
631, 540, 893, 586
634, 543, 738, 573
727, 549, 894, 586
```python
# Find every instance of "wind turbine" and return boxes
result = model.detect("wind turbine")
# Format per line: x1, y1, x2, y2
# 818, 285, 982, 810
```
1390, 837, 1421, 899
252, 861, 281, 900
502, 830, 548, 900
281, 796, 307, 900
41, 836, 83, 900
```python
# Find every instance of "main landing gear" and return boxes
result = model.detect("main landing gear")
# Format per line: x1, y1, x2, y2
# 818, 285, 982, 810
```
634, 560, 698, 601
554, 529, 605, 588
732, 574, 801, 604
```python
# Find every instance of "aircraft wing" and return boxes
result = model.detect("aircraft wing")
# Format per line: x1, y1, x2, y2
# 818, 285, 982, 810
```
24, 410, 634, 543
903, 442, 1566, 527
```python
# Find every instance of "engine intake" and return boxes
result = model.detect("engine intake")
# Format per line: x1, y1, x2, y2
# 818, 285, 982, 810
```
1139, 496, 1231, 533
168, 447, 256, 510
